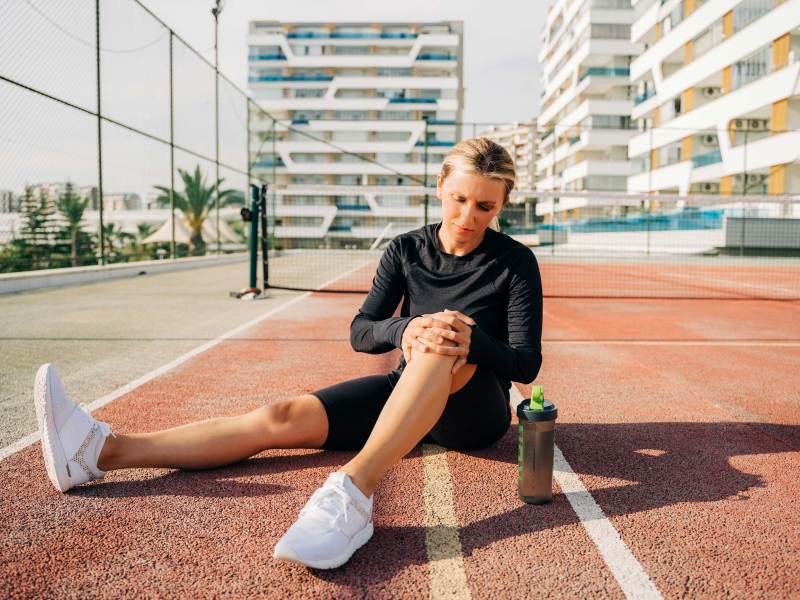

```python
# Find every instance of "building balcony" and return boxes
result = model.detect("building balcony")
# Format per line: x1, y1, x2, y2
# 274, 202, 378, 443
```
578, 67, 630, 82
249, 75, 334, 82
388, 97, 438, 104
634, 87, 655, 105
248, 54, 286, 61
416, 54, 456, 60
426, 119, 456, 125
690, 149, 722, 168
414, 140, 455, 147
286, 32, 419, 39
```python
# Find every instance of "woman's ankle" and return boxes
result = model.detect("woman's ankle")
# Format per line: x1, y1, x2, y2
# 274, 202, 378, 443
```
96, 433, 118, 471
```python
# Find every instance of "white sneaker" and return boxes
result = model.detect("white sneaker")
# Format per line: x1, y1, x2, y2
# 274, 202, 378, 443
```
273, 471, 374, 569
33, 363, 115, 492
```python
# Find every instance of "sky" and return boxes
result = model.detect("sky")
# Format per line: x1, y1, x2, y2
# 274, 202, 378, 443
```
138, 0, 548, 126
0, 0, 547, 198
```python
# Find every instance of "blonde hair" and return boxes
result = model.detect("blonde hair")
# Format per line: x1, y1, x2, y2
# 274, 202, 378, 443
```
439, 137, 516, 231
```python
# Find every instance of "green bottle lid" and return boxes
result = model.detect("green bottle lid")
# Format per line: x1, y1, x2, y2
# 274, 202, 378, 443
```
530, 385, 544, 411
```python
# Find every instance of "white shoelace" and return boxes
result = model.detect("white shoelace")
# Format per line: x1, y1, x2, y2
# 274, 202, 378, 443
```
300, 485, 356, 527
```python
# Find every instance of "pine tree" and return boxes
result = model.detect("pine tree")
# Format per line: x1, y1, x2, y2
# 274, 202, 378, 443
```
8, 186, 59, 271
54, 182, 95, 268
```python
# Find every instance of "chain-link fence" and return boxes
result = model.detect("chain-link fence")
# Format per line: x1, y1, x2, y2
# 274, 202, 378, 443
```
0, 0, 273, 272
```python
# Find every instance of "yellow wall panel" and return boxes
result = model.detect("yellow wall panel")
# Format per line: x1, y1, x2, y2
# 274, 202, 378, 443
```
772, 34, 790, 70
772, 99, 788, 133
720, 175, 732, 195
768, 164, 785, 195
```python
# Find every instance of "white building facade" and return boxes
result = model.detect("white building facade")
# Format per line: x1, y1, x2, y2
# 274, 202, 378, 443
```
246, 21, 464, 248
536, 0, 643, 220
481, 121, 538, 192
627, 0, 800, 203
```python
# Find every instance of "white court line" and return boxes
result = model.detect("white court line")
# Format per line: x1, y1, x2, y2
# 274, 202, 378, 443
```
543, 340, 800, 347
669, 272, 800, 296
509, 386, 663, 600
0, 262, 372, 463
422, 443, 472, 600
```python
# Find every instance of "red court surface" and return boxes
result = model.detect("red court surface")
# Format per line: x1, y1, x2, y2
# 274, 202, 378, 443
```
2, 290, 799, 598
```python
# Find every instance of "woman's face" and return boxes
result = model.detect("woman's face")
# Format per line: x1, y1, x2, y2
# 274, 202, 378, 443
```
436, 169, 505, 244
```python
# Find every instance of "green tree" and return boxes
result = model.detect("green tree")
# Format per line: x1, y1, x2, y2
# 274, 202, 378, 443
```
55, 182, 93, 267
6, 186, 59, 271
153, 165, 241, 255
97, 222, 135, 263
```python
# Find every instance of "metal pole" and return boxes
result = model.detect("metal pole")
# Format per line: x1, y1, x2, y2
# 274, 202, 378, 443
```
646, 126, 653, 256
95, 0, 105, 265
740, 127, 748, 257
271, 117, 276, 248
249, 184, 258, 289
259, 184, 269, 289
169, 31, 176, 259
551, 124, 557, 255
213, 5, 221, 255
423, 116, 429, 226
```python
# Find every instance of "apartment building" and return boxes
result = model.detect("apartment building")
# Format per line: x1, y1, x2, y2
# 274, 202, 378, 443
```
246, 21, 464, 248
627, 0, 800, 209
481, 121, 538, 192
536, 0, 643, 220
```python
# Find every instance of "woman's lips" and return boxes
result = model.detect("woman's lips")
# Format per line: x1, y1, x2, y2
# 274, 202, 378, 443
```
455, 225, 473, 233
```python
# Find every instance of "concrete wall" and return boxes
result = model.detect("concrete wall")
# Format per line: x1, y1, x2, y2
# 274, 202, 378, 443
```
724, 217, 800, 249
0, 253, 248, 295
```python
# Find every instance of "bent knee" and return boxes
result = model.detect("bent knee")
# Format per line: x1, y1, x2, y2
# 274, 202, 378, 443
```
449, 363, 478, 394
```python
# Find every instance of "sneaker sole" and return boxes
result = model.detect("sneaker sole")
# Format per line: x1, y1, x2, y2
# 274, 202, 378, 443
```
33, 364, 71, 493
281, 521, 374, 570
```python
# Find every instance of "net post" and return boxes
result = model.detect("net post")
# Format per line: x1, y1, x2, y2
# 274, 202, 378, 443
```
249, 184, 258, 289
259, 184, 269, 290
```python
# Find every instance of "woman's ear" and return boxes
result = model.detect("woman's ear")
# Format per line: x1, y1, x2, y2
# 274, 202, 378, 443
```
435, 173, 443, 201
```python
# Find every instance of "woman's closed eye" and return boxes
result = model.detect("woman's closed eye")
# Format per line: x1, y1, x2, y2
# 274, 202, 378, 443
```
454, 197, 492, 211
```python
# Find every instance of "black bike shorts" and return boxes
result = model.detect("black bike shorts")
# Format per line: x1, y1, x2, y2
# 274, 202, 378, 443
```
312, 365, 511, 452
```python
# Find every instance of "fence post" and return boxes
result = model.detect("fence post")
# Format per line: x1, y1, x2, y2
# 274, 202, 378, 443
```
423, 116, 429, 226
169, 31, 176, 259
646, 126, 654, 256
213, 8, 221, 255
740, 127, 748, 257
271, 118, 276, 248
95, 0, 105, 265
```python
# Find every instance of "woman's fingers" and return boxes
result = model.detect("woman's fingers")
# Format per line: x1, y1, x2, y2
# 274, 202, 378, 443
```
415, 336, 468, 355
420, 326, 469, 345
443, 309, 476, 326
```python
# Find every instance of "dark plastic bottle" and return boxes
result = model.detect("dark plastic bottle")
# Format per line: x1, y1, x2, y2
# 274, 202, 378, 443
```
517, 385, 558, 504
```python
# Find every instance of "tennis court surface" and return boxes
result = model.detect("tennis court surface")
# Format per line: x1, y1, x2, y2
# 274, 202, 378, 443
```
1, 258, 799, 598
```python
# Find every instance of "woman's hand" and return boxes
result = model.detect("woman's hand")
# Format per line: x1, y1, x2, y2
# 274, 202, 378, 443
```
401, 309, 475, 374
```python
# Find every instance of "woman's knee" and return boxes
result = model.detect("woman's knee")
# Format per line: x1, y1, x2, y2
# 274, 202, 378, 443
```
251, 394, 329, 448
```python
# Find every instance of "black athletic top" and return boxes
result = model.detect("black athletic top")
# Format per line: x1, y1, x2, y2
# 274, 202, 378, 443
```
350, 222, 543, 392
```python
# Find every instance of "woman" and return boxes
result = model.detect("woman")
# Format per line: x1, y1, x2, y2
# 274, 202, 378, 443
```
33, 137, 543, 570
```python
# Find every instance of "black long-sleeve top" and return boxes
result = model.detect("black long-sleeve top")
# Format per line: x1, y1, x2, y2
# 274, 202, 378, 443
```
350, 222, 543, 394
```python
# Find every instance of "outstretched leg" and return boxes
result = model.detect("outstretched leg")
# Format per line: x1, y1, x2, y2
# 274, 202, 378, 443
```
97, 395, 329, 471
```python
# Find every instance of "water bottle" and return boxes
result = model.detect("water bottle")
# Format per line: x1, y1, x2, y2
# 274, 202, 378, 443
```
517, 385, 558, 504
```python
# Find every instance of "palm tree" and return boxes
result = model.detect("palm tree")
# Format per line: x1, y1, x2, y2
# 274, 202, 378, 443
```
153, 166, 241, 255
99, 222, 134, 262
56, 182, 89, 267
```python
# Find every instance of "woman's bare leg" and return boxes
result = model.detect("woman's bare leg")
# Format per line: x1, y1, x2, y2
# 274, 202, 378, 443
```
96, 395, 329, 471
339, 349, 477, 497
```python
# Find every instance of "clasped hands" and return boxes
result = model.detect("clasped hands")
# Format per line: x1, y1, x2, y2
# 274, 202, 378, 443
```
401, 309, 475, 374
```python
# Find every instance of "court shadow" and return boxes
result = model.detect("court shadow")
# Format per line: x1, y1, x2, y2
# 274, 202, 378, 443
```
454, 421, 798, 558
311, 420, 798, 584
73, 450, 346, 499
